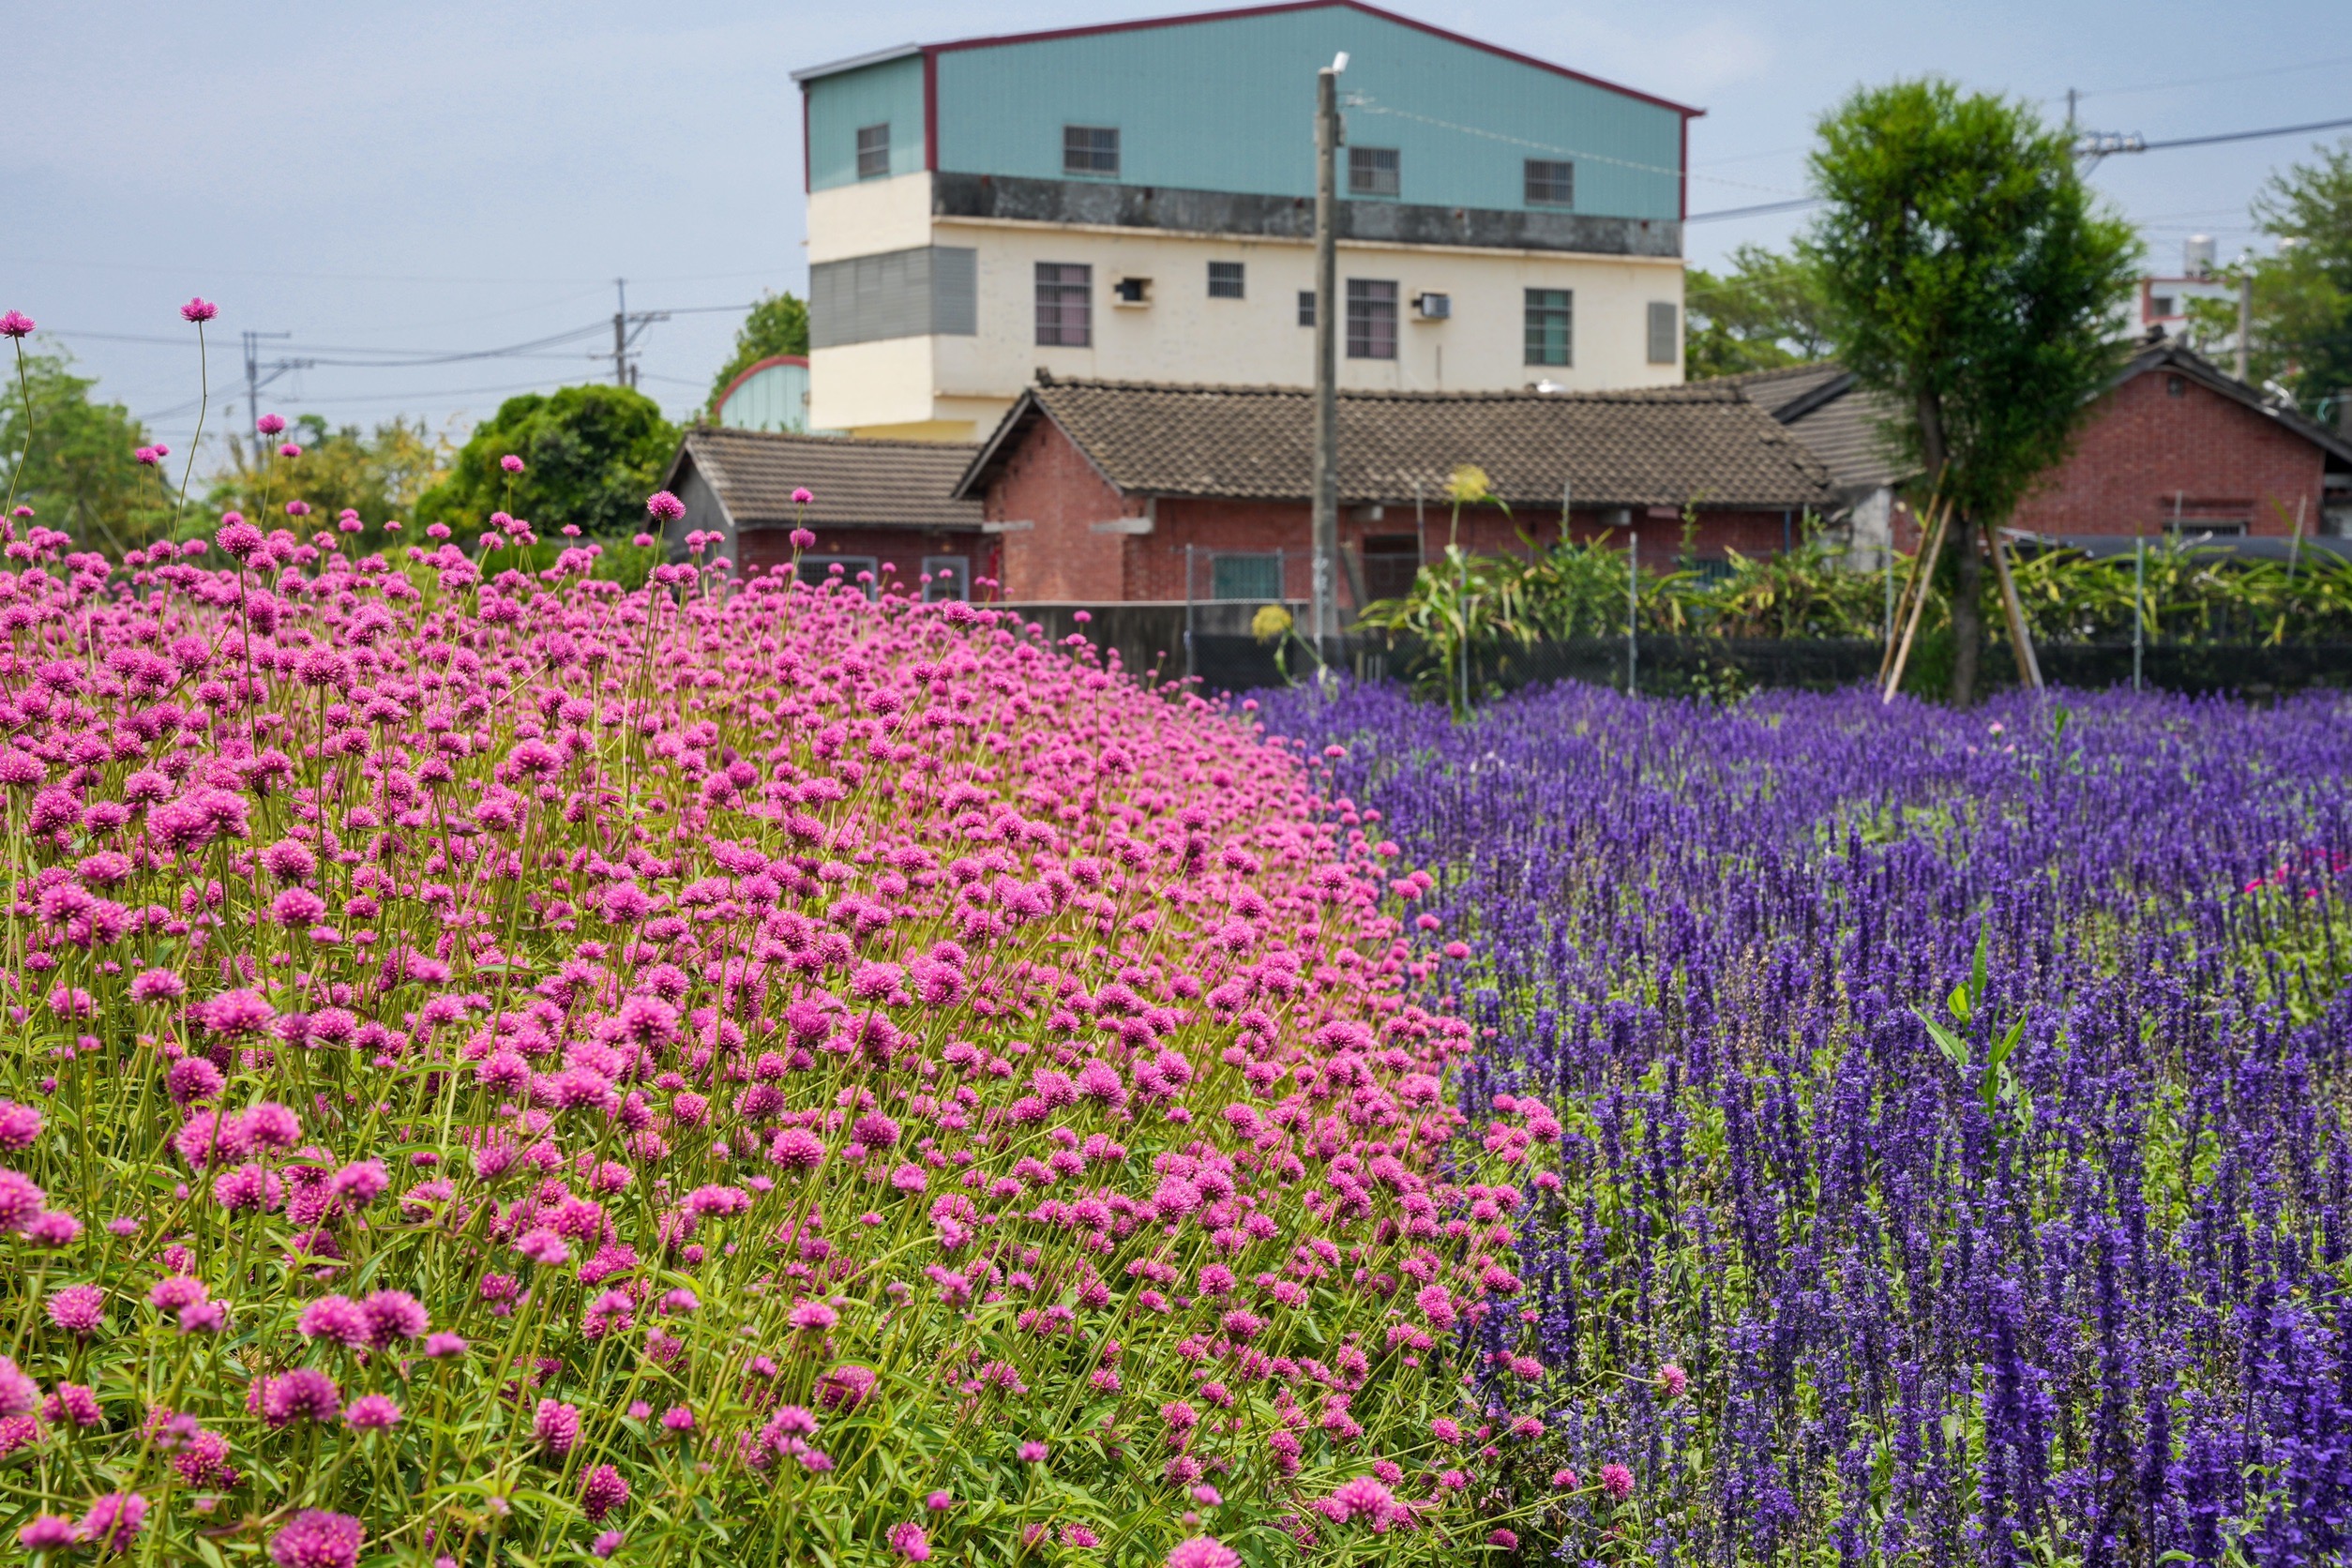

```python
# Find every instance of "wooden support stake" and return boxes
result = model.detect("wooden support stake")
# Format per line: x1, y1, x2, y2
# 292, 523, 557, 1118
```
1877, 492, 1944, 686
1883, 498, 1950, 703
1987, 522, 2042, 690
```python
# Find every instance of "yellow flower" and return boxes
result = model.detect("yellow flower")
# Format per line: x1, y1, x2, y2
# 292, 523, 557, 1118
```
1250, 604, 1294, 643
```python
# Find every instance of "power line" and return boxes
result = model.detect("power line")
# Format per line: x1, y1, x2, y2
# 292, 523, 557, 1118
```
2142, 114, 2352, 152
2071, 53, 2352, 103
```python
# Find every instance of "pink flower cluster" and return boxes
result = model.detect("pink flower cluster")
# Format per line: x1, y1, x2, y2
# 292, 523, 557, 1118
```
0, 515, 1552, 1561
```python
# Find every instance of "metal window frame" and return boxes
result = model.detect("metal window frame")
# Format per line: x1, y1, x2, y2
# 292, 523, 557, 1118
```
1523, 287, 1574, 367
1348, 144, 1400, 198
1208, 261, 1245, 300
855, 123, 891, 181
1034, 262, 1093, 348
1210, 551, 1285, 601
1062, 124, 1121, 177
1346, 278, 1399, 361
1296, 290, 1316, 327
1523, 158, 1575, 207
1646, 300, 1678, 365
920, 554, 972, 601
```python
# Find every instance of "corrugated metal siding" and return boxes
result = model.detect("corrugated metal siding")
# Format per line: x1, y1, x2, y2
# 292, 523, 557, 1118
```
716, 362, 813, 433
933, 8, 1681, 221
809, 247, 978, 348
807, 55, 926, 192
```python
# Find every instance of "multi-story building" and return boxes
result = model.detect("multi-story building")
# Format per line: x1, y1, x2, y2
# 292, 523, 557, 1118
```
792, 0, 1698, 441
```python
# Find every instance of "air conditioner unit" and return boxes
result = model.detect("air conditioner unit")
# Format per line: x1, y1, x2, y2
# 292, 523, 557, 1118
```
1112, 277, 1152, 306
1414, 292, 1451, 320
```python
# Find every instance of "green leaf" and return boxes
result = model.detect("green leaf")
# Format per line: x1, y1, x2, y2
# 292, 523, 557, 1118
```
1913, 1007, 1970, 1072
1989, 1011, 2028, 1069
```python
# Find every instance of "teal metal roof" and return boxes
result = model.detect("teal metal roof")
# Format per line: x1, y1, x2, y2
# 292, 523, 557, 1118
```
801, 1, 1696, 219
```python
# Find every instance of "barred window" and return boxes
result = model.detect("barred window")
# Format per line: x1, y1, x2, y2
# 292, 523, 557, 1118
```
1524, 158, 1574, 207
1063, 126, 1120, 177
1525, 288, 1573, 367
1297, 291, 1317, 327
1346, 279, 1397, 360
1647, 301, 1678, 366
1208, 261, 1245, 299
855, 124, 891, 181
1212, 553, 1283, 600
1035, 263, 1092, 347
1348, 145, 1399, 197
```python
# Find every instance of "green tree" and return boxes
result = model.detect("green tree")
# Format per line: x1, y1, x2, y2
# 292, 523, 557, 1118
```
0, 345, 174, 553
2184, 140, 2352, 409
1802, 79, 2138, 704
1684, 244, 1835, 379
706, 292, 810, 415
416, 384, 677, 537
208, 415, 451, 550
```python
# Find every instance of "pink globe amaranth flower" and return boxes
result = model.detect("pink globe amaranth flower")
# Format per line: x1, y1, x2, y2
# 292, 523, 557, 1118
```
1600, 1462, 1636, 1501
20, 1514, 74, 1551
343, 1394, 401, 1430
580, 1463, 629, 1522
500, 454, 524, 474
791, 486, 814, 505
0, 1169, 46, 1231
76, 1492, 148, 1553
925, 1490, 952, 1512
0, 1356, 38, 1417
887, 1521, 931, 1561
422, 1332, 468, 1359
1550, 1467, 1579, 1488
255, 413, 286, 436
0, 311, 35, 339
790, 526, 816, 549
1487, 1528, 1519, 1549
180, 297, 218, 323
816, 1363, 876, 1410
267, 1509, 362, 1568
0, 1100, 42, 1152
535, 1398, 581, 1455
47, 1284, 105, 1335
261, 1367, 339, 1425
1659, 1362, 1689, 1399
215, 517, 264, 561
1166, 1538, 1240, 1568
592, 1530, 624, 1560
1018, 1440, 1048, 1463
645, 490, 686, 523
790, 1301, 837, 1332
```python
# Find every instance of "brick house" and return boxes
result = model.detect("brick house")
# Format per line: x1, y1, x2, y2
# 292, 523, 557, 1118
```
1735, 344, 2352, 553
659, 427, 987, 597
951, 376, 1838, 606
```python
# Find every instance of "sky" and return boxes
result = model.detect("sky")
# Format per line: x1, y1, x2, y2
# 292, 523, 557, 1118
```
8, 0, 2348, 471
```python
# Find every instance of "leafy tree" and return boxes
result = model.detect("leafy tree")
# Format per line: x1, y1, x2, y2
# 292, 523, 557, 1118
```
706, 293, 810, 415
416, 384, 677, 537
1802, 79, 2138, 704
1684, 244, 1835, 379
2183, 140, 2352, 409
209, 415, 451, 550
0, 345, 174, 553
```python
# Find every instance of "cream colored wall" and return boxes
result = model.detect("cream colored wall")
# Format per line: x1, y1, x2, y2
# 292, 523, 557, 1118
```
808, 336, 941, 433
807, 173, 935, 264
934, 220, 1681, 401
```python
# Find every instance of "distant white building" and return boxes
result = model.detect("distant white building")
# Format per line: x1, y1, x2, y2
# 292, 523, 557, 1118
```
792, 1, 1699, 442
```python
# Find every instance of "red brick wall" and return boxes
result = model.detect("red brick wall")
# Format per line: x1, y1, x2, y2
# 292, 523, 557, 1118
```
2009, 370, 2327, 536
982, 418, 1139, 600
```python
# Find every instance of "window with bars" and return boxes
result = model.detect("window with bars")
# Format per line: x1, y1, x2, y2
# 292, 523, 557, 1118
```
1035, 263, 1093, 347
920, 555, 970, 602
1348, 145, 1399, 197
1647, 301, 1678, 365
1063, 126, 1120, 177
1297, 291, 1316, 328
1212, 554, 1284, 601
1346, 279, 1397, 360
1524, 158, 1574, 207
855, 124, 891, 181
1208, 261, 1244, 299
1524, 288, 1573, 366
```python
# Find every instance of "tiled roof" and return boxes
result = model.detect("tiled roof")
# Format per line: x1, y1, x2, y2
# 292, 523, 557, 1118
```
1700, 361, 1849, 416
957, 379, 1841, 510
664, 428, 986, 531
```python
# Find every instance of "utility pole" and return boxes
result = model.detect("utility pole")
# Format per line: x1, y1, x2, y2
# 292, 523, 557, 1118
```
241, 329, 310, 450
1309, 52, 1348, 678
2236, 270, 2253, 383
613, 279, 630, 387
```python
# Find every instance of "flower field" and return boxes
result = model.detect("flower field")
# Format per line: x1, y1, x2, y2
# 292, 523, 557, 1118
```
0, 518, 1555, 1567
1260, 681, 2352, 1565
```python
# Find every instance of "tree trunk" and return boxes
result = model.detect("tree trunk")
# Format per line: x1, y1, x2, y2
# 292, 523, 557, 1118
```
1948, 519, 1984, 707
1914, 389, 1983, 706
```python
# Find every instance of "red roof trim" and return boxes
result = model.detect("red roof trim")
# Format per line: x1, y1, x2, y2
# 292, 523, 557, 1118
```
925, 0, 1702, 119
713, 355, 809, 418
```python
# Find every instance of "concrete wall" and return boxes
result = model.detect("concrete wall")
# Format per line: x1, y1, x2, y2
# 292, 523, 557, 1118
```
2009, 370, 2328, 536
